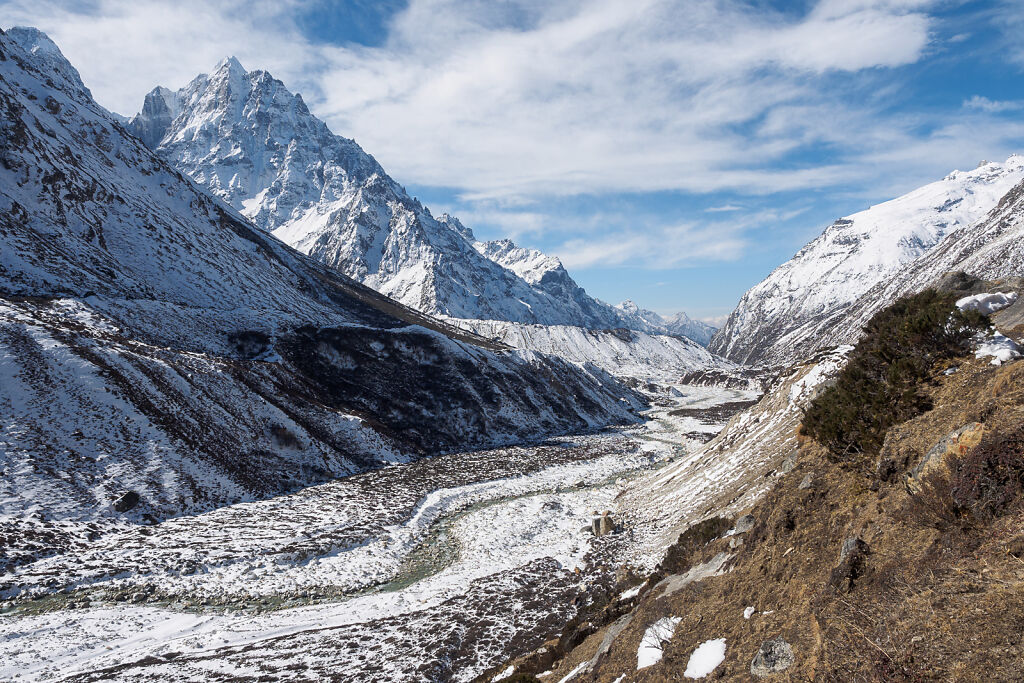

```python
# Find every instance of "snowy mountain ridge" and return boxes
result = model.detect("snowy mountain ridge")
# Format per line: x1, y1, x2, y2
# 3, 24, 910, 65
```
127, 57, 713, 343
0, 27, 644, 521
710, 155, 1024, 365
817, 176, 1024, 354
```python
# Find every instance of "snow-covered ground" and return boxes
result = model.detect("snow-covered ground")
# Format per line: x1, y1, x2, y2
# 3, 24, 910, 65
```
0, 384, 758, 682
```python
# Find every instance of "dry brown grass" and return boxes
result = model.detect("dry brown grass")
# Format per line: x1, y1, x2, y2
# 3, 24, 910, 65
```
509, 356, 1024, 682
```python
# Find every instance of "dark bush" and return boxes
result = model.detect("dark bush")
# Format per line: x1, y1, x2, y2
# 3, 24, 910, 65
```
802, 290, 987, 463
660, 516, 733, 574
950, 426, 1024, 521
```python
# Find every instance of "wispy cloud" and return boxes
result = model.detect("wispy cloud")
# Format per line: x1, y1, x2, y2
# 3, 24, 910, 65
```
699, 314, 729, 327
553, 208, 805, 270
963, 95, 1023, 113
557, 223, 746, 270
2, 0, 955, 202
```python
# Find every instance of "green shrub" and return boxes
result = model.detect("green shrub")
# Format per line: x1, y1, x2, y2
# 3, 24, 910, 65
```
801, 289, 988, 462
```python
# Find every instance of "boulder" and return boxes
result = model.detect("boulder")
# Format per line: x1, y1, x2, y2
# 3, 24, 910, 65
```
751, 637, 795, 677
592, 511, 616, 536
830, 536, 869, 592
734, 514, 755, 534
906, 423, 984, 493
798, 474, 814, 490
113, 490, 140, 513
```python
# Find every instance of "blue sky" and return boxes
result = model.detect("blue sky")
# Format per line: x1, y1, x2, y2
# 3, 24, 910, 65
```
5, 0, 1024, 321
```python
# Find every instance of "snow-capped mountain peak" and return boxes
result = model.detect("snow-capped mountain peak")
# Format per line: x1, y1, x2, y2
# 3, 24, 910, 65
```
613, 300, 717, 345
711, 154, 1024, 365
6, 26, 90, 97
130, 58, 712, 341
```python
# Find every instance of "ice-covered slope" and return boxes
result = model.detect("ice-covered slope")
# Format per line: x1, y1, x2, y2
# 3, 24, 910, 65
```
818, 178, 1024, 353
710, 156, 1024, 365
454, 320, 731, 381
127, 60, 709, 341
0, 27, 643, 521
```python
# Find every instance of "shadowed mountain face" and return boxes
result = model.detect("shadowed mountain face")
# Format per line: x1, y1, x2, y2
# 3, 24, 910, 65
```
0, 28, 643, 521
127, 58, 712, 340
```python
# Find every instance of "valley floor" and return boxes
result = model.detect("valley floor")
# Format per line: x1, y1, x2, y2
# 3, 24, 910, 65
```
0, 384, 757, 682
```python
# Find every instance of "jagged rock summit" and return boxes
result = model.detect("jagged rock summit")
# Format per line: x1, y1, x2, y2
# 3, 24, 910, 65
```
127, 57, 711, 341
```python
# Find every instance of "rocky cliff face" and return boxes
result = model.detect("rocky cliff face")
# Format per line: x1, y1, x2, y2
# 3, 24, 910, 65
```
0, 28, 643, 521
710, 156, 1024, 366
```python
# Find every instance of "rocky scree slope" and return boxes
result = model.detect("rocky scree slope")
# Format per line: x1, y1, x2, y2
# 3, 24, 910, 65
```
711, 156, 1024, 366
127, 59, 707, 339
0, 27, 643, 522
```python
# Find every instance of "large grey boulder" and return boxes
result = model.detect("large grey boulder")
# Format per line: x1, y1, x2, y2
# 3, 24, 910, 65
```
751, 637, 795, 677
734, 514, 755, 534
906, 423, 984, 493
591, 510, 616, 536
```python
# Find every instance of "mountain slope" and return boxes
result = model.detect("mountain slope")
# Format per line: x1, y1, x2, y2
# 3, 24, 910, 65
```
453, 319, 731, 381
127, 59, 709, 341
0, 27, 642, 521
710, 156, 1024, 365
817, 178, 1024, 354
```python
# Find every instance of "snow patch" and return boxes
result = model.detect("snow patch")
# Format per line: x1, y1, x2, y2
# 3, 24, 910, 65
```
956, 291, 1018, 315
684, 638, 727, 678
557, 661, 589, 682
494, 664, 515, 680
618, 584, 642, 601
974, 331, 1022, 365
637, 616, 681, 669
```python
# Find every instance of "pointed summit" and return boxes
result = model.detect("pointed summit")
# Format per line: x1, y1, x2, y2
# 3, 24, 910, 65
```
127, 86, 181, 148
131, 62, 709, 339
6, 26, 89, 96
214, 55, 246, 76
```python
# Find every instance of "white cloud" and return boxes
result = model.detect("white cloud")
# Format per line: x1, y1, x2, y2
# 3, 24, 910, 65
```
698, 314, 729, 327
552, 208, 807, 270
557, 222, 746, 270
2, 0, 945, 202
963, 95, 1023, 113
2, 0, 319, 115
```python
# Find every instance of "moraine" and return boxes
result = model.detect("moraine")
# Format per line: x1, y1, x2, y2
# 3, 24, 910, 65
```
0, 383, 757, 682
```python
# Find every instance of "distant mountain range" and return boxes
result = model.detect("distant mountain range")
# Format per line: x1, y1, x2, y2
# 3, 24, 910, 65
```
0, 27, 643, 520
